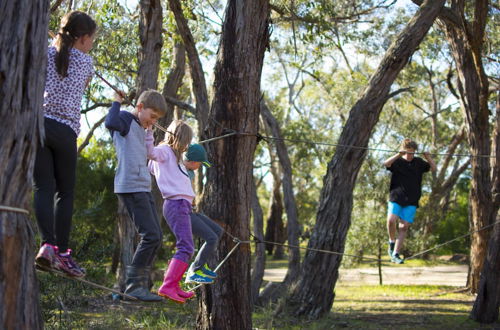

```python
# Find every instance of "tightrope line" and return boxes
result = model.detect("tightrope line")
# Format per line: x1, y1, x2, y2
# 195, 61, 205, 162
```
0, 205, 30, 215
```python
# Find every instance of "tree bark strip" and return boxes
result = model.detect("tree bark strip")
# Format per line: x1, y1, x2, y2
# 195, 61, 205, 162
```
436, 0, 499, 293
250, 172, 265, 306
470, 214, 500, 323
0, 0, 49, 328
196, 1, 270, 328
285, 0, 446, 319
136, 0, 163, 94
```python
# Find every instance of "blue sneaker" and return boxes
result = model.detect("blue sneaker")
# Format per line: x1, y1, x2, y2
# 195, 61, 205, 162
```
200, 264, 217, 279
391, 253, 404, 264
186, 270, 214, 284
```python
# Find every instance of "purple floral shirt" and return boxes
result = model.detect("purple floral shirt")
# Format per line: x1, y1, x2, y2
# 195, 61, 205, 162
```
43, 46, 94, 136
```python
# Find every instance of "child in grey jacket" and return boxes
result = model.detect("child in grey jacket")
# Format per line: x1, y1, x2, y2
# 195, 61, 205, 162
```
105, 89, 168, 301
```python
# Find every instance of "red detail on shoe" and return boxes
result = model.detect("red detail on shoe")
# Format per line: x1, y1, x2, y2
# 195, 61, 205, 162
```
53, 249, 86, 277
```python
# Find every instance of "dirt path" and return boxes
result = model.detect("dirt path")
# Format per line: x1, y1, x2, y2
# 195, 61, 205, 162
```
264, 265, 468, 286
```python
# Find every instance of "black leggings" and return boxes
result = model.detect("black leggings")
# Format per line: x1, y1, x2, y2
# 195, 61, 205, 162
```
33, 118, 77, 253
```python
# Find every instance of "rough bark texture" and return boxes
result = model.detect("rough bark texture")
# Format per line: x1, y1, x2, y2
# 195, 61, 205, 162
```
196, 1, 270, 329
0, 0, 49, 328
470, 214, 500, 323
136, 0, 163, 94
285, 0, 446, 319
470, 92, 500, 323
437, 0, 498, 293
114, 199, 137, 292
250, 173, 265, 306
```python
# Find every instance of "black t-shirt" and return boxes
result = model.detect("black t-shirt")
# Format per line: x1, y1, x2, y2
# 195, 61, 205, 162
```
386, 157, 430, 207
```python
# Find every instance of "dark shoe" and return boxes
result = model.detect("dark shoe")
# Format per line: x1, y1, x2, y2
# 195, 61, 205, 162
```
391, 253, 404, 264
125, 265, 163, 302
53, 248, 86, 277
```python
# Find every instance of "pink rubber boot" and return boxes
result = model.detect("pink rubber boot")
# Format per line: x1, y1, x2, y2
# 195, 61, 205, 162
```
166, 259, 195, 299
158, 258, 190, 303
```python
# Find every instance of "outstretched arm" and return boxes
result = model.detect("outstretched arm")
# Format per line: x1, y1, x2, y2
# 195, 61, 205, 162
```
145, 129, 167, 161
105, 92, 128, 135
423, 152, 437, 172
383, 151, 405, 168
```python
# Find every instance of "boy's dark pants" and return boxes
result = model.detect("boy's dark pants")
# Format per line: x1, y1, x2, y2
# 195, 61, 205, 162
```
191, 213, 223, 271
117, 192, 162, 267
33, 118, 77, 253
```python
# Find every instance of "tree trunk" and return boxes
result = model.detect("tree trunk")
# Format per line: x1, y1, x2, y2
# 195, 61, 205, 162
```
115, 198, 137, 293
264, 147, 285, 258
470, 214, 500, 323
0, 1, 49, 328
261, 101, 300, 280
285, 0, 446, 319
161, 39, 186, 125
437, 0, 499, 293
250, 173, 265, 306
258, 101, 301, 305
136, 0, 163, 94
196, 1, 270, 329
470, 89, 500, 323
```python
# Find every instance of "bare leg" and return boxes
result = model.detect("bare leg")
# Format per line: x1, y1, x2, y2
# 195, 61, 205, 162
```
387, 213, 399, 242
394, 220, 410, 253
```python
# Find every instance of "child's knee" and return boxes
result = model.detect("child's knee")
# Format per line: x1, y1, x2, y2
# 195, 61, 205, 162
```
146, 231, 162, 247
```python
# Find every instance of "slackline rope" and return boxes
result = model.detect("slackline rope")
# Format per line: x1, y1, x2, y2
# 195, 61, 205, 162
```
88, 63, 495, 159
0, 205, 30, 215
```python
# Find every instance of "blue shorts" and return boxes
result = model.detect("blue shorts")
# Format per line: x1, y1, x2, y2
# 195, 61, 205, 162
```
388, 201, 416, 224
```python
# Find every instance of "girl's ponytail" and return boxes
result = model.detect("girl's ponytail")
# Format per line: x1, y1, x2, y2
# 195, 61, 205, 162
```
53, 11, 96, 77
163, 120, 194, 163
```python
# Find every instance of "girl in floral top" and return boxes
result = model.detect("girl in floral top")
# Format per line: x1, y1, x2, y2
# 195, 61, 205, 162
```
34, 11, 96, 277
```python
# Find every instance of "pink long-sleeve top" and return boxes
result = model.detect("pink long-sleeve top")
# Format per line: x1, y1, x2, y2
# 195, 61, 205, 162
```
146, 130, 195, 203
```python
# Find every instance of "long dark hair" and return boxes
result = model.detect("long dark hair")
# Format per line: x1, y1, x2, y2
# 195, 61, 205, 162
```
53, 11, 96, 77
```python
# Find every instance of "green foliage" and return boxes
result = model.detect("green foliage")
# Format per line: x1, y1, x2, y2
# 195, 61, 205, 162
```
72, 137, 117, 262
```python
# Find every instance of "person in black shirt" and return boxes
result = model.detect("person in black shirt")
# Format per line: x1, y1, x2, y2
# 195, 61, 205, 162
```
383, 138, 436, 264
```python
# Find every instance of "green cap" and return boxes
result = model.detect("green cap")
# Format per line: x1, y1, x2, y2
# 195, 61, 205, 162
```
186, 144, 212, 168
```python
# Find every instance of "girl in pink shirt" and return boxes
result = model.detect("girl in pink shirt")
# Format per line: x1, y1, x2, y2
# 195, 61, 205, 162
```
147, 120, 198, 304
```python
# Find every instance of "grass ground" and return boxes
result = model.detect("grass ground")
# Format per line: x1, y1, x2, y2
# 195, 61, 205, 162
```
38, 261, 499, 329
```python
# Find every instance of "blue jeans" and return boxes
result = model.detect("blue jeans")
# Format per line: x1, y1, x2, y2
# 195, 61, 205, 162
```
191, 213, 223, 271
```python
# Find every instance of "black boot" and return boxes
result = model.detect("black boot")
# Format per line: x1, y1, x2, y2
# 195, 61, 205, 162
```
124, 265, 163, 302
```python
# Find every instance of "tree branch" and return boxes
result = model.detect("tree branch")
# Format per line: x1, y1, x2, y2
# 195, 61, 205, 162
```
77, 114, 107, 154
168, 0, 210, 130
163, 94, 196, 114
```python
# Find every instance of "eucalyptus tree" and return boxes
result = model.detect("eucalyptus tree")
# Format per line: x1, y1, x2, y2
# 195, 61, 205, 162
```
0, 0, 49, 328
283, 0, 446, 319
410, 0, 500, 293
166, 1, 271, 328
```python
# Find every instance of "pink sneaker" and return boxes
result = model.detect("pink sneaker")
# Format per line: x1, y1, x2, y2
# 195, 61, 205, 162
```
53, 249, 86, 277
35, 243, 57, 269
